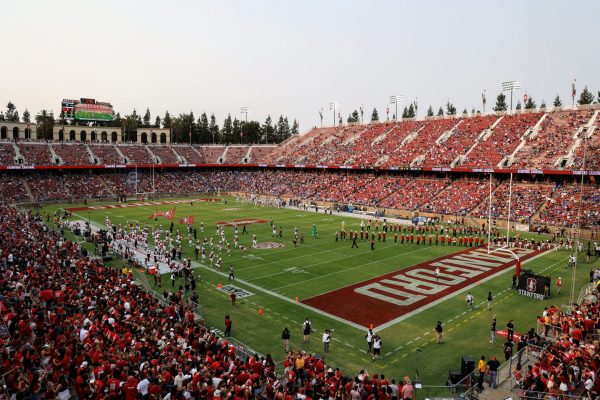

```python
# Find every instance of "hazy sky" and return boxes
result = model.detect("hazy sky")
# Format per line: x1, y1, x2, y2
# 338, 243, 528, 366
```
1, 0, 599, 132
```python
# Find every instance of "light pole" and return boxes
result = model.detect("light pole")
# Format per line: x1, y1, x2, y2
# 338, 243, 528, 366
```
502, 81, 521, 112
328, 103, 339, 127
240, 106, 251, 143
389, 95, 403, 121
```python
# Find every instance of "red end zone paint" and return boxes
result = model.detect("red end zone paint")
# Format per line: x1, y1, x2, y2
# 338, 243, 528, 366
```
216, 218, 268, 226
302, 246, 541, 328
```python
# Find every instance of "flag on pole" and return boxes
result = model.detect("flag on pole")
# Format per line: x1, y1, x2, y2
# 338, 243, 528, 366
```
165, 208, 176, 220
482, 91, 487, 105
179, 215, 194, 225
572, 80, 576, 99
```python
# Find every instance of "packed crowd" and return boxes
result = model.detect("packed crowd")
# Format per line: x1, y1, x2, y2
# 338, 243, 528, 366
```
424, 180, 490, 216
515, 299, 600, 399
52, 143, 93, 166
473, 183, 554, 224
0, 170, 598, 230
534, 183, 600, 229
18, 143, 54, 166
0, 142, 17, 165
0, 204, 419, 400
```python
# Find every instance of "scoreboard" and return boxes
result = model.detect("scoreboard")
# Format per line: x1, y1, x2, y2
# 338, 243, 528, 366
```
61, 98, 114, 122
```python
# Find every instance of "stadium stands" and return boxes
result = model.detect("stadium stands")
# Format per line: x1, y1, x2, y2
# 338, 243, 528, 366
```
224, 146, 250, 163
572, 113, 600, 170
462, 112, 544, 168
380, 178, 448, 211
380, 118, 458, 168
0, 142, 17, 165
89, 144, 123, 164
424, 179, 491, 216
512, 110, 594, 169
202, 146, 227, 163
52, 143, 92, 165
534, 183, 600, 229
148, 144, 180, 164
0, 175, 29, 202
174, 145, 206, 164
420, 115, 498, 168
18, 143, 54, 165
471, 182, 554, 223
118, 144, 154, 164
247, 145, 277, 163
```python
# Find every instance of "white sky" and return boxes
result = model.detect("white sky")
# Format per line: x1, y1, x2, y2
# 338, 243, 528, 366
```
1, 0, 599, 132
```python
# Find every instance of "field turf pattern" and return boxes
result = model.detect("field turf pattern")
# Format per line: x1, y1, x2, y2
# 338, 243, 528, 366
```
41, 197, 600, 387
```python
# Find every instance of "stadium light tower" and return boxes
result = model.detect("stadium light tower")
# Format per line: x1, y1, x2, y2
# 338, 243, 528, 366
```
329, 103, 339, 126
389, 95, 403, 121
501, 81, 521, 112
240, 106, 251, 142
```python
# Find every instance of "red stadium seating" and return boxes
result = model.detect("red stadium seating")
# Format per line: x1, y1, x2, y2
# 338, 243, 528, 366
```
89, 144, 123, 164
380, 118, 457, 168
18, 143, 54, 165
118, 144, 153, 164
148, 144, 180, 164
174, 145, 206, 163
0, 175, 29, 202
512, 110, 594, 169
462, 112, 543, 168
420, 115, 498, 168
202, 146, 227, 163
0, 142, 17, 165
52, 143, 92, 165
224, 146, 250, 163
424, 180, 491, 216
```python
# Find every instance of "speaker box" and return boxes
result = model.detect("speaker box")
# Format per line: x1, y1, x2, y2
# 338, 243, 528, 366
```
461, 356, 475, 375
448, 370, 464, 385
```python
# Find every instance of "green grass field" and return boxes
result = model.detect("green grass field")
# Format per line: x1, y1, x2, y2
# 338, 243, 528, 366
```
41, 196, 600, 387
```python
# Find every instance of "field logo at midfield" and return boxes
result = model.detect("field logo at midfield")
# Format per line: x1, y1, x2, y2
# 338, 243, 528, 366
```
218, 284, 254, 298
302, 246, 541, 329
255, 242, 286, 249
216, 218, 268, 226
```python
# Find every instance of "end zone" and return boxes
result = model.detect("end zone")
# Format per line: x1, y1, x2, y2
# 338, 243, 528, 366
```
302, 246, 543, 329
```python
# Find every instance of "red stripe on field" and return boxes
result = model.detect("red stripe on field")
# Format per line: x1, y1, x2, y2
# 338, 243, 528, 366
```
302, 246, 541, 328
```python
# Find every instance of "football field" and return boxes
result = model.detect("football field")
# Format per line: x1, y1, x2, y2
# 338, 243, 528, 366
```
42, 196, 599, 386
